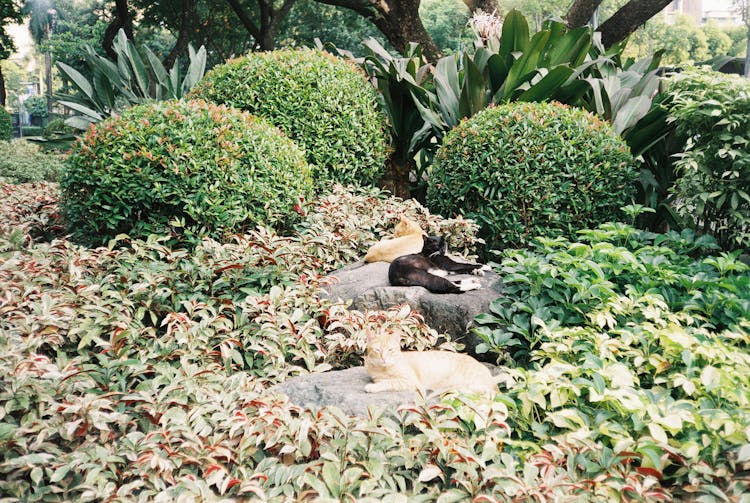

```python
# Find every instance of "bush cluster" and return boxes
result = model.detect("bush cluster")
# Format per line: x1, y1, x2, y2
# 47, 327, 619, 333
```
43, 117, 75, 138
2, 183, 748, 500
666, 66, 750, 251
189, 48, 389, 186
0, 108, 12, 141
0, 140, 65, 183
61, 99, 313, 247
427, 101, 637, 252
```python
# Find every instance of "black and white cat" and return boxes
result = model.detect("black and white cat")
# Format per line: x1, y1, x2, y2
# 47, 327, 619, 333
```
388, 235, 490, 294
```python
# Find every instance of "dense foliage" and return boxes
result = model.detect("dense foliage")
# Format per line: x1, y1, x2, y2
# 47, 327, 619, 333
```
61, 99, 312, 247
474, 217, 750, 498
23, 96, 48, 120
2, 182, 748, 500
0, 140, 65, 183
427, 101, 637, 251
189, 48, 389, 186
348, 11, 668, 199
0, 108, 12, 141
665, 67, 750, 251
56, 29, 207, 130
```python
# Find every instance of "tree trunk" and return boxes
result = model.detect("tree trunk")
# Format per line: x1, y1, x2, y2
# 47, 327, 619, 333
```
162, 0, 194, 70
316, 0, 442, 63
596, 0, 672, 49
45, 50, 52, 117
745, 26, 750, 78
0, 66, 6, 107
565, 0, 603, 28
380, 158, 412, 199
226, 0, 288, 51
103, 0, 134, 59
462, 0, 499, 15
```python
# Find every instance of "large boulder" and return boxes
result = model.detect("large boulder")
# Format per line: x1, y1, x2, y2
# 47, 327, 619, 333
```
273, 367, 417, 417
321, 261, 503, 357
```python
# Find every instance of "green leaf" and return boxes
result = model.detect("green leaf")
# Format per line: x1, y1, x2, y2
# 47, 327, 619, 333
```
517, 66, 573, 102
56, 61, 95, 102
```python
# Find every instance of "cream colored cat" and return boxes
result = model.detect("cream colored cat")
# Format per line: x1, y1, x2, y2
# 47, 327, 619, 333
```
364, 216, 424, 263
364, 331, 497, 396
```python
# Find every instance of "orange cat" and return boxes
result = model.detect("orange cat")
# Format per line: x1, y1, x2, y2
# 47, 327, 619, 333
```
364, 216, 424, 263
364, 331, 497, 396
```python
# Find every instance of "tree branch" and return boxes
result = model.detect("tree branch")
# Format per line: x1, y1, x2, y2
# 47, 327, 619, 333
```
461, 0, 499, 15
565, 0, 603, 28
313, 0, 378, 22
103, 0, 134, 59
162, 0, 194, 70
225, 0, 262, 42
597, 0, 672, 48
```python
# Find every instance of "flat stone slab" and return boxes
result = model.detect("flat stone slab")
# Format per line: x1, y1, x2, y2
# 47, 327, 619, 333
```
273, 367, 417, 417
321, 261, 503, 357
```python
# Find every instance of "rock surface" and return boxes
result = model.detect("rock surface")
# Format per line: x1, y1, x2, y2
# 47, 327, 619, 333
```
273, 367, 417, 417
321, 261, 503, 357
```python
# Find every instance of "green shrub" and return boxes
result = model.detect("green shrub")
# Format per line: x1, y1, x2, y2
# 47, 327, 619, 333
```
189, 48, 389, 186
20, 126, 44, 137
43, 117, 75, 138
0, 140, 65, 183
427, 101, 637, 251
61, 99, 313, 247
23, 95, 48, 120
0, 108, 12, 141
474, 221, 750, 494
666, 67, 750, 251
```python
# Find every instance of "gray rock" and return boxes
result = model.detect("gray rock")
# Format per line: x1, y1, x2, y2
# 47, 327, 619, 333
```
321, 261, 503, 358
273, 367, 417, 417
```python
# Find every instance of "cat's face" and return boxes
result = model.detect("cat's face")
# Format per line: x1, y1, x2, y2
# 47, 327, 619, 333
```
393, 216, 423, 237
421, 235, 447, 257
366, 333, 401, 367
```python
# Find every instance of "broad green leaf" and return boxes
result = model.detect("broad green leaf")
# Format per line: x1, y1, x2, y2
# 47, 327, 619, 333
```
57, 100, 104, 120
498, 9, 530, 57
56, 61, 95, 102
458, 55, 487, 119
517, 65, 573, 102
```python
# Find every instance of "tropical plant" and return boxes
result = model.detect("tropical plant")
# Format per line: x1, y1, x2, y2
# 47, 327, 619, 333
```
338, 10, 670, 199
427, 11, 592, 133
665, 66, 750, 251
188, 48, 389, 188
427, 101, 637, 252
348, 39, 436, 198
55, 29, 207, 130
61, 99, 312, 247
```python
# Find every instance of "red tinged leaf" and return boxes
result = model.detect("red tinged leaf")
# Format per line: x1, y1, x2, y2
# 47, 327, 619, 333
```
205, 465, 224, 475
635, 467, 663, 480
226, 478, 241, 490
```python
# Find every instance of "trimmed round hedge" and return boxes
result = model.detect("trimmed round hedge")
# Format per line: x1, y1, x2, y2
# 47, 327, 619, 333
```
427, 101, 637, 251
188, 48, 389, 186
61, 99, 313, 247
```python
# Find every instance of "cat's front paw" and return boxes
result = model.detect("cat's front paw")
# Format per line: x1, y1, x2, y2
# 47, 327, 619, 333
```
364, 383, 380, 393
472, 264, 491, 276
457, 278, 482, 291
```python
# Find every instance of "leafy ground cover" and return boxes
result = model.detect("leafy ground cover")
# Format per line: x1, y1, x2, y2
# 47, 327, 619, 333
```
1, 183, 749, 501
